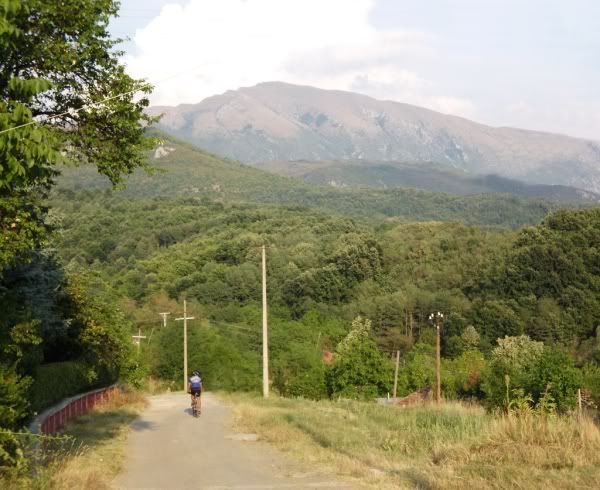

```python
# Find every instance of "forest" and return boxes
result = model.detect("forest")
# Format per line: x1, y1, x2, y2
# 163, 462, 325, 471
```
43, 190, 600, 412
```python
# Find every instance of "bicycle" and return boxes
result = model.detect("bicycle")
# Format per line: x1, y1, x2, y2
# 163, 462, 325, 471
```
191, 392, 200, 417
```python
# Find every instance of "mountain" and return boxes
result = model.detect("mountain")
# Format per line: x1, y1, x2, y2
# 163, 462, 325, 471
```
55, 133, 558, 228
254, 159, 600, 204
148, 82, 600, 193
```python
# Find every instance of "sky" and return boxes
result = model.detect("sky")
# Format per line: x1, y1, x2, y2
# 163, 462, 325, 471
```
110, 0, 600, 140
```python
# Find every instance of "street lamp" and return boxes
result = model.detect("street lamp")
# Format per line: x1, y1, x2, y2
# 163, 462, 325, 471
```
428, 311, 444, 403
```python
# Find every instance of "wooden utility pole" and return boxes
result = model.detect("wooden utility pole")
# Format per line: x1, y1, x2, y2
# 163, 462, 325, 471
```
435, 319, 441, 403
393, 350, 400, 399
262, 245, 269, 399
132, 328, 147, 353
159, 312, 170, 328
176, 300, 194, 392
429, 312, 444, 404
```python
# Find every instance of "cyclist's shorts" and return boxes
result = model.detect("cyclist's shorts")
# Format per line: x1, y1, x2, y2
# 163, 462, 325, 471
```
191, 388, 201, 396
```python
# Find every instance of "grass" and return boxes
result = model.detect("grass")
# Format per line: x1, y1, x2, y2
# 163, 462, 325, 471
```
221, 393, 600, 489
47, 388, 147, 489
1, 388, 147, 490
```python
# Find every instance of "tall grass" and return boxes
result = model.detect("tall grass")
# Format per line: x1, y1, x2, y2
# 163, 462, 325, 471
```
223, 394, 600, 489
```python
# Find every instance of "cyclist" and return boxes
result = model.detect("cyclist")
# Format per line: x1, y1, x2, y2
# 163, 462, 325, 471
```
188, 370, 203, 415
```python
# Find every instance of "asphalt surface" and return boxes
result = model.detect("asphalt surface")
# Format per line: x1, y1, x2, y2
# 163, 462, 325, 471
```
114, 392, 352, 490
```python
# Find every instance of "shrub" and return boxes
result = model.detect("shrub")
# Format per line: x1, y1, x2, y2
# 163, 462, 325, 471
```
525, 347, 582, 412
326, 317, 393, 399
0, 364, 31, 430
582, 364, 600, 406
446, 350, 487, 398
29, 362, 94, 413
481, 335, 544, 410
272, 342, 327, 400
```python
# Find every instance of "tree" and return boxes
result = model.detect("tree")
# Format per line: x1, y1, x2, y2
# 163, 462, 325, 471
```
525, 347, 582, 412
0, 0, 155, 270
0, 0, 154, 439
327, 317, 393, 399
481, 335, 544, 410
0, 0, 155, 191
470, 299, 524, 341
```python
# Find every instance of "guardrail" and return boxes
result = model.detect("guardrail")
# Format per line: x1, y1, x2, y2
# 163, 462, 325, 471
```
30, 384, 118, 435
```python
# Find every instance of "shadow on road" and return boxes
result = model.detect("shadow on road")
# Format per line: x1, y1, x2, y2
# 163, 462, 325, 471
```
183, 408, 201, 417
130, 419, 157, 431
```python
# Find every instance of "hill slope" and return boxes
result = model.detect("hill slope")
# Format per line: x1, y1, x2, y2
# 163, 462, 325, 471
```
254, 159, 600, 204
148, 82, 600, 193
56, 135, 557, 227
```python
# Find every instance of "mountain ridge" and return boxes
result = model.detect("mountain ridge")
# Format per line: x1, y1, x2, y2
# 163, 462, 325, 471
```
148, 81, 600, 193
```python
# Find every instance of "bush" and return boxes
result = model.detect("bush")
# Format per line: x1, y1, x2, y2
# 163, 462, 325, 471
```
29, 362, 95, 413
481, 336, 544, 410
582, 364, 600, 406
525, 347, 582, 412
402, 343, 436, 394
445, 350, 486, 398
326, 317, 393, 399
0, 364, 31, 430
272, 342, 327, 400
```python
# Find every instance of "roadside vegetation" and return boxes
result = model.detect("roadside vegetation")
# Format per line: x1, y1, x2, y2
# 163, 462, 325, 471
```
0, 388, 147, 489
226, 393, 600, 489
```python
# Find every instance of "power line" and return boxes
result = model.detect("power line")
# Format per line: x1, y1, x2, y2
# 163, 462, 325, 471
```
0, 82, 151, 136
0, 60, 209, 137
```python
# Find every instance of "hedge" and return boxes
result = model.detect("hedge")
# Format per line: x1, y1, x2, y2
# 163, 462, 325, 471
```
29, 362, 95, 413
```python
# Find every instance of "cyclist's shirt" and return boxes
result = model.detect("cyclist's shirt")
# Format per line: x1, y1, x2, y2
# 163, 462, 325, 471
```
189, 375, 202, 392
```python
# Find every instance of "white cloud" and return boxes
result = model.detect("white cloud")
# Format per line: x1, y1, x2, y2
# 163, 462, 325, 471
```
125, 0, 476, 118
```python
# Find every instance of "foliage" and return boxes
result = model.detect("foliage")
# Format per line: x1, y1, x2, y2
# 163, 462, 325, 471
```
43, 189, 600, 408
0, 0, 155, 462
272, 342, 327, 400
56, 134, 559, 228
0, 0, 155, 192
65, 271, 134, 383
444, 350, 487, 398
525, 347, 582, 412
29, 361, 93, 413
0, 364, 31, 430
148, 315, 261, 392
482, 337, 581, 412
326, 317, 393, 399
581, 363, 600, 407
481, 336, 544, 410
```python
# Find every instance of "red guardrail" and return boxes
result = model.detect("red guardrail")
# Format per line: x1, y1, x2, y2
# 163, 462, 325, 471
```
39, 385, 118, 434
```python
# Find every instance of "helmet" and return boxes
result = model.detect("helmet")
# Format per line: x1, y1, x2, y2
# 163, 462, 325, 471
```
192, 370, 200, 376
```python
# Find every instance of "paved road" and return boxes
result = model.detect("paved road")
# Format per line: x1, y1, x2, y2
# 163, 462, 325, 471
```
114, 392, 352, 490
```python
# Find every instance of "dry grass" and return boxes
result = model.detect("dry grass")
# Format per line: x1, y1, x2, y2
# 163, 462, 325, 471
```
19, 387, 148, 490
221, 393, 600, 489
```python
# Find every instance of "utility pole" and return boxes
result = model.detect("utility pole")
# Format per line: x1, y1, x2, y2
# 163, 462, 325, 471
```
262, 245, 269, 399
393, 350, 400, 398
176, 300, 194, 392
132, 328, 147, 354
428, 312, 444, 403
159, 312, 170, 328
